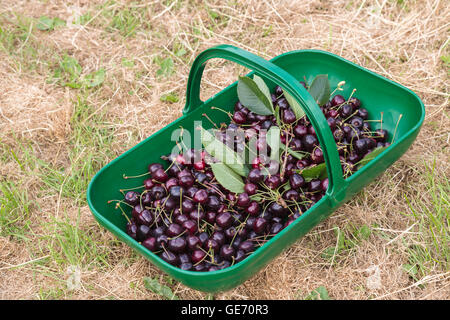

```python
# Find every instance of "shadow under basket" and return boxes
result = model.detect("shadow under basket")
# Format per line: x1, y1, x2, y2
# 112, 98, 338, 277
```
87, 45, 425, 293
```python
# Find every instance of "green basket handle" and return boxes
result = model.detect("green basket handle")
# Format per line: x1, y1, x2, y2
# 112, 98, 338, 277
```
183, 44, 347, 204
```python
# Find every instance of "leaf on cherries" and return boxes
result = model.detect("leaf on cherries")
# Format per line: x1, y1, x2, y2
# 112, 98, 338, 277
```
237, 76, 274, 116
199, 126, 248, 177
210, 162, 245, 194
308, 74, 331, 106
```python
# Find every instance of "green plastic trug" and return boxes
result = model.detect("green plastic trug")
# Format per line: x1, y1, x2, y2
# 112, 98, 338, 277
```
87, 45, 425, 292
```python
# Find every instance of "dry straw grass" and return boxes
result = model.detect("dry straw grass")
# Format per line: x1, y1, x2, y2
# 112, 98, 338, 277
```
0, 0, 449, 300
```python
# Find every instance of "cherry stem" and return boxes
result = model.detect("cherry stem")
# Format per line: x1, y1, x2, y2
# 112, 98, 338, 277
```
391, 114, 403, 144
348, 88, 357, 101
119, 185, 145, 193
211, 106, 233, 120
202, 113, 219, 129
114, 202, 131, 224
123, 172, 150, 179
167, 229, 187, 240
107, 199, 133, 208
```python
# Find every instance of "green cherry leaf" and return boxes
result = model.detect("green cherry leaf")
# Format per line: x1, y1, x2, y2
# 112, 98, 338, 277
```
308, 74, 331, 106
237, 76, 274, 115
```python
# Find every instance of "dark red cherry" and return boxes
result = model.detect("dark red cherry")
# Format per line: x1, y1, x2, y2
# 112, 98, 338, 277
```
289, 173, 305, 189
253, 217, 267, 234
327, 117, 337, 130
289, 138, 302, 151
282, 109, 296, 124
131, 204, 144, 220
124, 191, 139, 205
296, 158, 310, 170
142, 237, 157, 251
374, 129, 388, 142
357, 108, 368, 120
174, 214, 189, 225
274, 85, 284, 97
265, 175, 281, 190
350, 116, 364, 129
261, 120, 272, 130
247, 111, 257, 123
244, 182, 257, 195
331, 94, 345, 106
238, 240, 254, 253
220, 245, 235, 260
180, 262, 193, 271
168, 163, 182, 177
177, 169, 192, 178
168, 237, 186, 253
161, 251, 179, 266
308, 179, 322, 192
169, 185, 184, 198
294, 124, 308, 138
333, 128, 344, 142
126, 222, 138, 240
186, 235, 200, 250
340, 104, 353, 118
270, 223, 284, 235
152, 168, 168, 183
166, 223, 183, 237
235, 249, 246, 262
348, 152, 361, 164
354, 138, 368, 155
326, 109, 339, 118
182, 219, 198, 235
193, 161, 206, 171
349, 97, 361, 108
165, 177, 178, 190
283, 189, 299, 202
248, 168, 263, 183
152, 226, 166, 238
268, 202, 287, 217
137, 209, 154, 226
181, 199, 195, 213
225, 193, 237, 203
143, 179, 156, 190
179, 174, 194, 188
277, 97, 289, 109
302, 134, 318, 151
251, 157, 262, 169
204, 211, 216, 224
141, 192, 152, 206
216, 212, 233, 228
150, 185, 166, 200
224, 227, 236, 240
184, 186, 198, 198
192, 262, 206, 272
285, 162, 296, 176
246, 201, 260, 216
148, 163, 164, 174
193, 189, 208, 204
237, 192, 250, 207
204, 239, 220, 252
205, 195, 220, 211
321, 178, 329, 192
211, 231, 225, 246
137, 225, 151, 242
233, 111, 247, 124
311, 147, 324, 164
